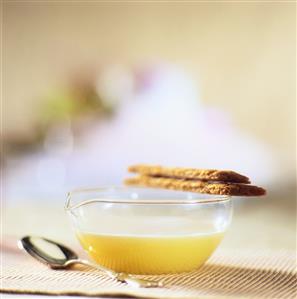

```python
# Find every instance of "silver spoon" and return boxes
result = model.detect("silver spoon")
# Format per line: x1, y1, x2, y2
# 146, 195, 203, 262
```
19, 236, 162, 288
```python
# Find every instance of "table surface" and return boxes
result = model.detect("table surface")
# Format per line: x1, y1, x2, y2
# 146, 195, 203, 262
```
2, 295, 103, 299
2, 193, 296, 298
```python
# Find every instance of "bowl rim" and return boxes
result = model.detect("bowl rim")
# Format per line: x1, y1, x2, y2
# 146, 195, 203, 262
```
65, 186, 231, 211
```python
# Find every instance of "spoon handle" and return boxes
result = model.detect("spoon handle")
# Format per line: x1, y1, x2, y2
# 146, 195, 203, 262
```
75, 259, 162, 288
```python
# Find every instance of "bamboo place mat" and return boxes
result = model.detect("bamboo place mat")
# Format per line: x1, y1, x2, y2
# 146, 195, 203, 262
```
1, 245, 296, 299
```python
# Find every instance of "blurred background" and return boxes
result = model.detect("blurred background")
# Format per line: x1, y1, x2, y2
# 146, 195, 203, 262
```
2, 2, 296, 250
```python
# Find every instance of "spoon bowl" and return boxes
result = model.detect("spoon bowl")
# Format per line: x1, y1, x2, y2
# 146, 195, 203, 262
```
19, 236, 78, 269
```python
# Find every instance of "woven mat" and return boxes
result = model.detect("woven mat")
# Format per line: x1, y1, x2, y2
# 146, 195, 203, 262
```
1, 246, 296, 299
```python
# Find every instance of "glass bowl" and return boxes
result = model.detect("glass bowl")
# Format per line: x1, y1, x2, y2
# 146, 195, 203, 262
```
65, 187, 232, 274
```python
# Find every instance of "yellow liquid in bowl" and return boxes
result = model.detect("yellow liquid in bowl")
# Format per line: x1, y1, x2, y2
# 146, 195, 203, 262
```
77, 231, 224, 274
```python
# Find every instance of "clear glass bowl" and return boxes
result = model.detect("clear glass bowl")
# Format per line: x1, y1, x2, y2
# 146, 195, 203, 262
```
65, 187, 232, 274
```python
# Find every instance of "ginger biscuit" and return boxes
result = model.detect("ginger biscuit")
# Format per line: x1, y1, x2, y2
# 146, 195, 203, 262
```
128, 164, 250, 184
124, 175, 266, 196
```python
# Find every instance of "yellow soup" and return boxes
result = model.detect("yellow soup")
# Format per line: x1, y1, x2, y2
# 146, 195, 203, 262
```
77, 231, 224, 274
